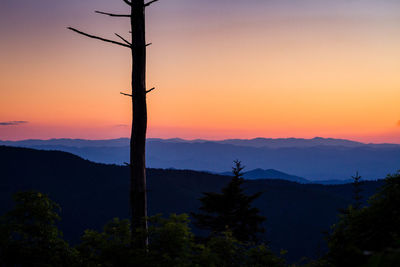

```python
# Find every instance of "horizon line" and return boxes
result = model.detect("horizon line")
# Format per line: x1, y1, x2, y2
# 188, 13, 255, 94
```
1, 136, 400, 145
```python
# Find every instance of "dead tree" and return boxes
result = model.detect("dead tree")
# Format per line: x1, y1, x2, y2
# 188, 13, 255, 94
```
68, 0, 159, 249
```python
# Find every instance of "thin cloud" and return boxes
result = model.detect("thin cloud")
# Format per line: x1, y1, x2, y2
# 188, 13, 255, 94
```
114, 124, 129, 128
0, 121, 28, 126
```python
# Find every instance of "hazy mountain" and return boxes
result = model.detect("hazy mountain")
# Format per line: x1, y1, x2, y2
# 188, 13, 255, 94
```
218, 137, 366, 148
2, 136, 398, 148
1, 137, 400, 181
245, 169, 309, 183
221, 168, 309, 183
0, 138, 130, 148
0, 146, 384, 262
223, 168, 353, 184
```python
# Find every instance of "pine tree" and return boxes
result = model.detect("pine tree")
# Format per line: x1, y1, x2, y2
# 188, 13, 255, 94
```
352, 171, 363, 210
192, 160, 265, 243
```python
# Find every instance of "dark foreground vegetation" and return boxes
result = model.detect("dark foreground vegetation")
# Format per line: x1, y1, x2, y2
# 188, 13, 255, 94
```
0, 162, 285, 266
0, 192, 286, 266
1, 146, 399, 266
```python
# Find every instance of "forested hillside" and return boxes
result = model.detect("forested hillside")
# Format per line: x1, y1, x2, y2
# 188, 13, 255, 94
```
0, 146, 384, 262
2, 138, 400, 181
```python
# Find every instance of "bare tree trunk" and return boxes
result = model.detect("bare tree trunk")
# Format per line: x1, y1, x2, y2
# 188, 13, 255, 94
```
130, 0, 148, 248
68, 0, 159, 250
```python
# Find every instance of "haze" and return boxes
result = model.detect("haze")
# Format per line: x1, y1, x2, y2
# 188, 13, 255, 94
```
1, 0, 400, 143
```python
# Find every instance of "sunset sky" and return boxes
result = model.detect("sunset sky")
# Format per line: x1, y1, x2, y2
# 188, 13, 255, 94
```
1, 0, 400, 143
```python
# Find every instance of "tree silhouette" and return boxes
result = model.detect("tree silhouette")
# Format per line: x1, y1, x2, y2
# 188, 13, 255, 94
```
0, 192, 78, 266
68, 0, 159, 249
327, 171, 400, 266
192, 160, 266, 243
352, 171, 363, 210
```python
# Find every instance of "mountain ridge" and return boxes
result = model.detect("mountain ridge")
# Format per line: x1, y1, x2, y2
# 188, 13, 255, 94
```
2, 136, 400, 148
0, 145, 384, 262
220, 168, 310, 183
1, 137, 399, 181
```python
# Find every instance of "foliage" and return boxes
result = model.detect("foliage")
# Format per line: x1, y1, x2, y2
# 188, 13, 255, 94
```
326, 171, 400, 266
197, 231, 245, 267
78, 213, 283, 267
78, 218, 136, 267
352, 171, 363, 210
145, 213, 197, 266
78, 213, 197, 267
362, 248, 400, 267
192, 160, 265, 243
244, 242, 286, 267
0, 191, 79, 266
196, 231, 285, 267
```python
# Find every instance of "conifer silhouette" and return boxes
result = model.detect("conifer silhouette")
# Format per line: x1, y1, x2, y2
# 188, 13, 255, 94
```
352, 171, 363, 210
192, 160, 265, 243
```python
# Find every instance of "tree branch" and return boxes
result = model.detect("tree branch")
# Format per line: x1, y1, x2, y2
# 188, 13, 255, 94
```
115, 33, 132, 46
145, 0, 159, 7
146, 87, 156, 94
120, 92, 133, 97
122, 0, 132, 6
121, 88, 155, 97
68, 27, 131, 48
95, 11, 131, 17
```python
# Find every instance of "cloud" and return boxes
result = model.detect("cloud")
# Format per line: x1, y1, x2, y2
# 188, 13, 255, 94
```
0, 121, 28, 126
114, 124, 129, 128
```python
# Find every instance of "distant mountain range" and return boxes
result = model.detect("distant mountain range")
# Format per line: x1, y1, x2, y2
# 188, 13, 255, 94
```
219, 168, 352, 184
3, 136, 399, 148
0, 146, 384, 262
220, 168, 309, 183
1, 137, 400, 181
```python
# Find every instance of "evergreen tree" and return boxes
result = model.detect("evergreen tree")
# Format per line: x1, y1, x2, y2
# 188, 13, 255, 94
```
327, 171, 400, 266
352, 171, 363, 210
192, 160, 265, 243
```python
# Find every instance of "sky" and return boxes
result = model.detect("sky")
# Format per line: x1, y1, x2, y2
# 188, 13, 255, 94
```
0, 0, 400, 143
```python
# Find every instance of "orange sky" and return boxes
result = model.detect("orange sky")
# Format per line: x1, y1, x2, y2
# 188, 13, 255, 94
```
1, 0, 400, 143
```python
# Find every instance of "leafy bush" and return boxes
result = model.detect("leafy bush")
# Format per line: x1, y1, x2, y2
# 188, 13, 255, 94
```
327, 171, 400, 266
0, 191, 79, 266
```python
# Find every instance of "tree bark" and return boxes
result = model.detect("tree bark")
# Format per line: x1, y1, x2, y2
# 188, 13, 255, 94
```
130, 0, 148, 248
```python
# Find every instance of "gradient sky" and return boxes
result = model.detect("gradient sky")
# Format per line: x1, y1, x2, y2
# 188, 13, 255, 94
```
1, 0, 400, 142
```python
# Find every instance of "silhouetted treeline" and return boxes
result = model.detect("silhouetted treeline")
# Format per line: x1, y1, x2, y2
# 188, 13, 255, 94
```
0, 146, 386, 262
0, 166, 284, 266
1, 170, 399, 266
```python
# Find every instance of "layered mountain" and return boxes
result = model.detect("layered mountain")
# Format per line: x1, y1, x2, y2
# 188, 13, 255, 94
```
0, 145, 384, 262
1, 137, 400, 181
220, 168, 309, 183
1, 136, 393, 148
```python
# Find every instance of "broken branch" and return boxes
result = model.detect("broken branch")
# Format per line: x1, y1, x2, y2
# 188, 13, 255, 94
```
115, 33, 132, 46
145, 0, 159, 7
120, 92, 133, 97
146, 87, 156, 94
68, 27, 131, 48
95, 11, 131, 17
122, 0, 132, 6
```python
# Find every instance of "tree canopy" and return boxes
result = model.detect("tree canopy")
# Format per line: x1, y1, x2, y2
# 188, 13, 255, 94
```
192, 160, 265, 243
0, 191, 79, 266
327, 171, 400, 266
